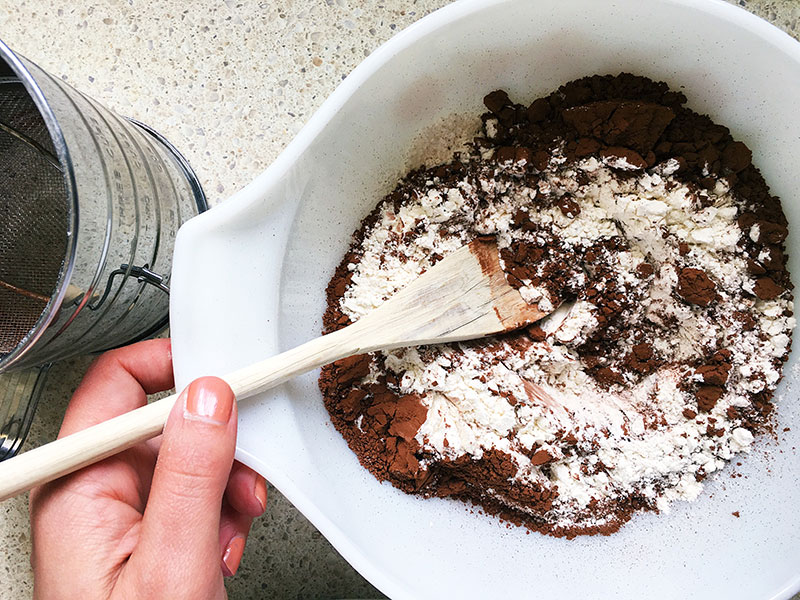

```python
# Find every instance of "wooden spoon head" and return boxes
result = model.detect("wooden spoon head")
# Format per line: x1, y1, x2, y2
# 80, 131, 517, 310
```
467, 236, 550, 332
355, 237, 551, 351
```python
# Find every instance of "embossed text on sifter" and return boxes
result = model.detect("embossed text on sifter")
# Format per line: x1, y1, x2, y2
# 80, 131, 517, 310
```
0, 40, 207, 460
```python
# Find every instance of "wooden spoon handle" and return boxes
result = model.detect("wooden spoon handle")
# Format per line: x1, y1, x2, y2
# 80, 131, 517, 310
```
0, 395, 177, 501
0, 238, 548, 501
0, 326, 364, 501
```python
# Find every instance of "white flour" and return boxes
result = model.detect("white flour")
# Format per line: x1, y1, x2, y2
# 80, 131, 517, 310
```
338, 149, 794, 529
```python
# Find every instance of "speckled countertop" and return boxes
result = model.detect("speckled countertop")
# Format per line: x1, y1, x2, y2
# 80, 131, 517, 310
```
1, 1, 800, 599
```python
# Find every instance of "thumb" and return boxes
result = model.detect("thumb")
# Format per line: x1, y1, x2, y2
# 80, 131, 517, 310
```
133, 377, 237, 595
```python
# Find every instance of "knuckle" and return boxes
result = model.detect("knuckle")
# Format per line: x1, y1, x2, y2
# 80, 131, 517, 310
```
85, 348, 125, 377
157, 450, 226, 500
168, 466, 215, 493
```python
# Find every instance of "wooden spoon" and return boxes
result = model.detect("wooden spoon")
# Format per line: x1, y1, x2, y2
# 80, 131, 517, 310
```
0, 237, 549, 501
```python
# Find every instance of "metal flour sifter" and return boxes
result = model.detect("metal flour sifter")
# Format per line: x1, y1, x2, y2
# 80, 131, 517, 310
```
0, 40, 207, 459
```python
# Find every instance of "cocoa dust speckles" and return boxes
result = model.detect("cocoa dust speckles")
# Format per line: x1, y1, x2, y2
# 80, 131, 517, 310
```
319, 73, 794, 538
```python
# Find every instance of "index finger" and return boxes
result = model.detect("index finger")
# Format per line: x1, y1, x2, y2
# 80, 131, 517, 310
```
59, 338, 175, 437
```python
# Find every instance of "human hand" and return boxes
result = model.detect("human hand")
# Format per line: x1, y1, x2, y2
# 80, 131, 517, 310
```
29, 339, 267, 600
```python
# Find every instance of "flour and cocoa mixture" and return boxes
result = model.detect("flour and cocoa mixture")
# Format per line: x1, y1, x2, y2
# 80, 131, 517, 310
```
319, 74, 795, 537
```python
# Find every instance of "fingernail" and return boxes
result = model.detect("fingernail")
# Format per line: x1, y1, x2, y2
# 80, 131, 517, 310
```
184, 376, 234, 425
254, 476, 267, 513
222, 535, 246, 577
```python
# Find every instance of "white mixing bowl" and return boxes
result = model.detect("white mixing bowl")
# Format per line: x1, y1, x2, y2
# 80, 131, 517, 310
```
170, 1, 800, 598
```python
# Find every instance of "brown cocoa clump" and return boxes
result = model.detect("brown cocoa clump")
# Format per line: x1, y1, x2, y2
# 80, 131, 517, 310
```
483, 90, 513, 119
388, 394, 428, 441
500, 241, 545, 283
527, 325, 547, 342
697, 385, 724, 412
677, 267, 716, 306
636, 263, 655, 278
624, 342, 660, 375
747, 259, 767, 275
385, 437, 423, 481
696, 363, 731, 386
561, 100, 675, 155
720, 141, 752, 173
495, 146, 532, 165
328, 354, 371, 388
760, 246, 784, 271
595, 367, 625, 386
530, 449, 554, 466
599, 146, 647, 170
756, 221, 789, 244
340, 388, 368, 421
557, 195, 581, 218
753, 276, 784, 300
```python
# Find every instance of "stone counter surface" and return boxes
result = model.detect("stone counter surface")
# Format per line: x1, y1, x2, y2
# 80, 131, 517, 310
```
1, 1, 799, 598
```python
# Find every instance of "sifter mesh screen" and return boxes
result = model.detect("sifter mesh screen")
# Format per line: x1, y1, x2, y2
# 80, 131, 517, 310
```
0, 79, 69, 355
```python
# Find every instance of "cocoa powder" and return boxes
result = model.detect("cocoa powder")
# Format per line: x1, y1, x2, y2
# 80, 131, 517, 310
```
677, 267, 717, 307
319, 73, 793, 538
